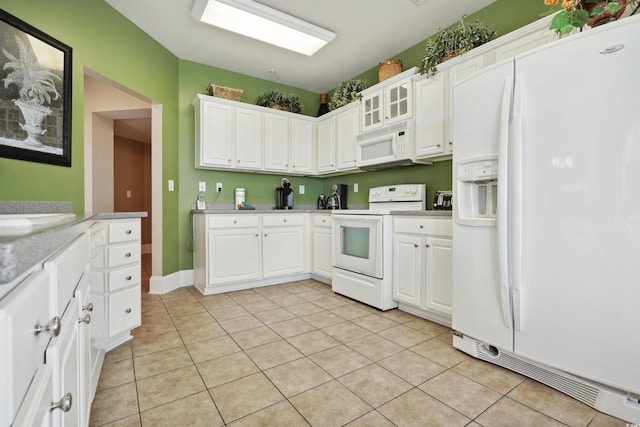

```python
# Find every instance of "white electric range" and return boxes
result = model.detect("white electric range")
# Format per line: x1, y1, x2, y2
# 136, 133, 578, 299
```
331, 184, 426, 310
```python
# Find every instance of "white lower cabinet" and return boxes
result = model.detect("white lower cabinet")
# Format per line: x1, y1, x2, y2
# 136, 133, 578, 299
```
392, 217, 453, 325
311, 214, 332, 281
194, 213, 309, 294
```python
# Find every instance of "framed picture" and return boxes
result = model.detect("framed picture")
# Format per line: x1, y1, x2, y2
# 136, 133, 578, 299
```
0, 9, 72, 167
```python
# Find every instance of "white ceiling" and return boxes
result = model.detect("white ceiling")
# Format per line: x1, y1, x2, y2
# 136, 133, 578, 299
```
105, 0, 496, 93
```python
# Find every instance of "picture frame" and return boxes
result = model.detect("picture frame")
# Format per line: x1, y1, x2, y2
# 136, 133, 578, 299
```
0, 9, 72, 167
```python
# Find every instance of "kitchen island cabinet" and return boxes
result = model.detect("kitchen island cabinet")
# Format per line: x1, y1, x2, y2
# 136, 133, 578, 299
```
392, 216, 452, 326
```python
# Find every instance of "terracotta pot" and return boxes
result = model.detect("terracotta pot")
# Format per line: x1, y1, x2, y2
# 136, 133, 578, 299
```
578, 0, 627, 27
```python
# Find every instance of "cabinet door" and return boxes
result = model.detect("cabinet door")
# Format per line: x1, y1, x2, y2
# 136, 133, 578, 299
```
290, 117, 314, 174
196, 100, 234, 168
414, 76, 447, 158
264, 113, 289, 171
336, 105, 359, 171
75, 276, 92, 427
424, 237, 453, 316
235, 108, 262, 169
493, 29, 555, 62
385, 78, 412, 124
263, 227, 305, 278
392, 234, 423, 307
207, 229, 261, 284
361, 90, 383, 132
12, 364, 55, 427
445, 56, 484, 146
316, 117, 336, 173
313, 225, 332, 279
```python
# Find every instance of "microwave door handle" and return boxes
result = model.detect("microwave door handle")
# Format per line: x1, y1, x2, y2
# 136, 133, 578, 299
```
392, 134, 398, 154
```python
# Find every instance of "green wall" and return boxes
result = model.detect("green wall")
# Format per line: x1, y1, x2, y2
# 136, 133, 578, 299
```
0, 0, 550, 277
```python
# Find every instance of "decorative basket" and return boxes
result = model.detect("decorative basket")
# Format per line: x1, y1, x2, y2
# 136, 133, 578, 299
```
207, 83, 245, 101
378, 60, 402, 82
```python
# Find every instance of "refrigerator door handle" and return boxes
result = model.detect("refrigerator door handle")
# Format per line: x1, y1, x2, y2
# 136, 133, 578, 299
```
511, 73, 524, 331
497, 75, 514, 330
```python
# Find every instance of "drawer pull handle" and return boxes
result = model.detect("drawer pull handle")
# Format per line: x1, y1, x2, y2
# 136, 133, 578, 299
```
233, 220, 237, 224
35, 316, 61, 337
125, 308, 132, 313
255, 234, 259, 237
79, 314, 91, 324
283, 219, 287, 222
83, 303, 94, 312
125, 252, 132, 258
425, 244, 430, 248
419, 225, 424, 229
126, 275, 132, 281
125, 229, 132, 235
50, 393, 72, 413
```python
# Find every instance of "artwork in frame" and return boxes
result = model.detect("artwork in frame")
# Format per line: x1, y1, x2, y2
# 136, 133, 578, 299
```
0, 9, 72, 167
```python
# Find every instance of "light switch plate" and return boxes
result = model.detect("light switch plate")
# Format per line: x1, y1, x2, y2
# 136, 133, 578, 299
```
299, 185, 305, 195
354, 183, 359, 193
168, 180, 174, 192
199, 181, 206, 192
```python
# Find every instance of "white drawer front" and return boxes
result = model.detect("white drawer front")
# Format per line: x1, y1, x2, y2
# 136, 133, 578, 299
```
45, 232, 90, 317
108, 244, 140, 268
109, 265, 141, 292
208, 215, 259, 229
108, 221, 141, 244
109, 287, 141, 338
313, 214, 331, 227
0, 270, 51, 426
263, 214, 304, 227
393, 217, 452, 236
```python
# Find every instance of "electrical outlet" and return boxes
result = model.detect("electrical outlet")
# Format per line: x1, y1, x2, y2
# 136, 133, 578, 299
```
354, 183, 359, 193
199, 181, 206, 192
299, 185, 305, 195
216, 182, 223, 192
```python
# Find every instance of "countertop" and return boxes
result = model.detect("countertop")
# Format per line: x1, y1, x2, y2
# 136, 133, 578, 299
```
193, 207, 452, 217
0, 203, 147, 291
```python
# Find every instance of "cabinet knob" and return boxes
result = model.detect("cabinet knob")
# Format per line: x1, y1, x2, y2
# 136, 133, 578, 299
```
79, 314, 91, 325
125, 252, 132, 258
35, 316, 61, 337
414, 244, 418, 248
419, 225, 424, 229
83, 302, 94, 312
283, 219, 287, 223
50, 393, 72, 413
233, 220, 237, 224
255, 233, 259, 237
125, 229, 132, 235
126, 275, 132, 281
264, 234, 268, 237
426, 244, 430, 248
436, 144, 441, 148
125, 308, 132, 314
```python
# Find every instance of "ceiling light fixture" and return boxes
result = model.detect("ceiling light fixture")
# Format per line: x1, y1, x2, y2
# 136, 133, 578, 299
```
191, 0, 336, 56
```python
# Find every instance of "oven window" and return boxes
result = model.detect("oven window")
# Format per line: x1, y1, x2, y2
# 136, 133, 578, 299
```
341, 226, 370, 259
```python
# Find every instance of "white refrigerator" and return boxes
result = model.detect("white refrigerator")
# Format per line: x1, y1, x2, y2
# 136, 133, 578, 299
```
451, 15, 640, 423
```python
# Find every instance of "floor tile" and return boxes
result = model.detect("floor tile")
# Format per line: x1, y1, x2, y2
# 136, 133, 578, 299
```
378, 388, 470, 427
378, 324, 430, 347
452, 357, 525, 394
136, 365, 205, 412
378, 349, 446, 386
166, 303, 206, 318
403, 318, 450, 337
285, 301, 325, 317
170, 310, 216, 329
131, 330, 183, 357
270, 293, 306, 307
330, 304, 375, 320
209, 372, 285, 423
347, 334, 403, 361
380, 309, 417, 323
286, 329, 341, 355
351, 314, 399, 333
139, 391, 223, 427
264, 357, 332, 397
218, 313, 264, 333
208, 305, 250, 321
227, 401, 310, 427
339, 364, 413, 407
301, 310, 345, 328
196, 351, 260, 389
98, 414, 141, 427
419, 370, 502, 419
289, 380, 372, 427
241, 299, 280, 313
268, 317, 316, 338
410, 337, 469, 368
186, 335, 241, 363
177, 321, 227, 344
474, 397, 565, 427
161, 294, 199, 309
310, 345, 372, 378
345, 410, 396, 427
312, 296, 350, 310
133, 345, 193, 380
245, 339, 304, 370
254, 307, 297, 324
96, 358, 135, 392
131, 321, 176, 339
321, 321, 372, 343
90, 382, 139, 426
103, 342, 132, 364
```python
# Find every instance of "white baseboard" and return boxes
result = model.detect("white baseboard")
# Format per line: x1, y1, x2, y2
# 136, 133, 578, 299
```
149, 269, 194, 294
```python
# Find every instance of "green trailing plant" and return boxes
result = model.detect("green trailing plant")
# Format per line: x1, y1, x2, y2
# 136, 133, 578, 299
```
328, 79, 368, 110
420, 18, 497, 76
255, 90, 303, 113
544, 0, 639, 36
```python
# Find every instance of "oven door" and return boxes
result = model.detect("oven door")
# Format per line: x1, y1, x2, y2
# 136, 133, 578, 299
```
332, 214, 383, 279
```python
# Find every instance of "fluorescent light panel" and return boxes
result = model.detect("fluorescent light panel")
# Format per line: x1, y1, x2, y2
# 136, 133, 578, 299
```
192, 0, 336, 56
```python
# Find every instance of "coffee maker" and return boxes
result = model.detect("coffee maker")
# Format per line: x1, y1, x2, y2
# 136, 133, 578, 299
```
327, 184, 347, 210
275, 178, 294, 209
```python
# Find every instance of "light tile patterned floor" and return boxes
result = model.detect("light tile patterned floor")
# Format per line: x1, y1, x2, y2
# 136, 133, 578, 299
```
89, 280, 629, 426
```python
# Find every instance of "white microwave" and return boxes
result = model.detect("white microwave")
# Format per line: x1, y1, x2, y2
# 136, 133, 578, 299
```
355, 120, 415, 169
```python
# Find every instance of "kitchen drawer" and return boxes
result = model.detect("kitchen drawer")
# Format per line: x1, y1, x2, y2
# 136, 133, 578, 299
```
393, 217, 452, 236
107, 243, 141, 268
45, 231, 90, 318
109, 265, 141, 292
0, 270, 52, 426
263, 214, 304, 227
109, 286, 141, 337
313, 214, 331, 227
208, 215, 259, 229
108, 221, 141, 244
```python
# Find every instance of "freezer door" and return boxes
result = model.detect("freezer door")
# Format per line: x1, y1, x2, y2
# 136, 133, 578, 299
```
511, 18, 640, 393
451, 60, 514, 351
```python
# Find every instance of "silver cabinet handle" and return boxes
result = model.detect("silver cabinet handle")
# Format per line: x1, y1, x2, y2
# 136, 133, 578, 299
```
126, 275, 132, 281
83, 303, 94, 312
125, 229, 132, 235
50, 393, 72, 413
419, 225, 424, 229
125, 252, 132, 258
79, 314, 91, 324
35, 316, 60, 337
125, 308, 132, 314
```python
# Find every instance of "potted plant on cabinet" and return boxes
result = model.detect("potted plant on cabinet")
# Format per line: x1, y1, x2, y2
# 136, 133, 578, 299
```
544, 0, 639, 35
328, 79, 368, 110
255, 90, 303, 113
420, 17, 497, 76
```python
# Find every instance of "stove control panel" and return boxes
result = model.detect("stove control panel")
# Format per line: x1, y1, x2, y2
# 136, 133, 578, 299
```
368, 184, 426, 203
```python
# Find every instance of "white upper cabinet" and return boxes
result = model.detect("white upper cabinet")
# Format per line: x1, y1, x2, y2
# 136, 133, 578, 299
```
235, 108, 262, 169
413, 74, 447, 159
360, 68, 418, 133
263, 113, 289, 172
290, 117, 314, 174
194, 98, 234, 168
335, 102, 360, 171
316, 114, 337, 174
